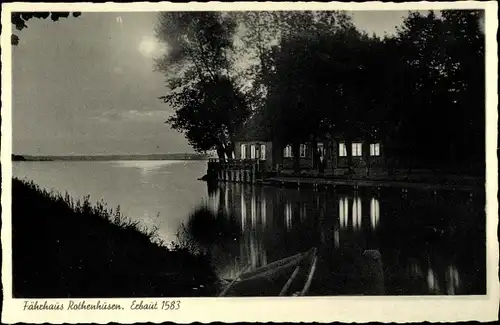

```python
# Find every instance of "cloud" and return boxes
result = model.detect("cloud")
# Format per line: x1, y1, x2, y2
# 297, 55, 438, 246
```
125, 109, 171, 120
91, 109, 172, 123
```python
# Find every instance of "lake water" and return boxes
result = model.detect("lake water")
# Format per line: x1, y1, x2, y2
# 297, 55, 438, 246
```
13, 160, 486, 296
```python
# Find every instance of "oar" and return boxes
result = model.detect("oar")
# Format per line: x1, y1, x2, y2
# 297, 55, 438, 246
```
239, 251, 304, 280
299, 255, 318, 296
239, 255, 306, 283
218, 263, 252, 297
279, 265, 301, 296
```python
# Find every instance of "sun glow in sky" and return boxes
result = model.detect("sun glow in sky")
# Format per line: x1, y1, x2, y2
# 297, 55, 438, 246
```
138, 35, 166, 58
138, 36, 157, 56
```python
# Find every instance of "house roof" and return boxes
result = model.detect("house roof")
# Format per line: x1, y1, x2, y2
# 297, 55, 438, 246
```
233, 111, 272, 142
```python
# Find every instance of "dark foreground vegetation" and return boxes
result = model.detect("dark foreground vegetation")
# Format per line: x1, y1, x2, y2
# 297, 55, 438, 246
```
12, 178, 218, 298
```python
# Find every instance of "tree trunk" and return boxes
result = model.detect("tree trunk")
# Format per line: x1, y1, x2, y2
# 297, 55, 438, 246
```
330, 141, 336, 174
345, 137, 354, 175
311, 139, 318, 170
216, 145, 226, 162
224, 142, 234, 161
292, 141, 301, 173
364, 142, 370, 177
385, 138, 393, 176
272, 136, 283, 172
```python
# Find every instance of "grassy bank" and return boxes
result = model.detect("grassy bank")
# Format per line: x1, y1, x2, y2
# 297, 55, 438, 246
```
12, 178, 218, 298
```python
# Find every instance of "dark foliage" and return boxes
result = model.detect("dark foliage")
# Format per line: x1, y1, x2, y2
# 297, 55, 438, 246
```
176, 205, 242, 253
155, 12, 250, 160
257, 10, 485, 175
11, 12, 81, 45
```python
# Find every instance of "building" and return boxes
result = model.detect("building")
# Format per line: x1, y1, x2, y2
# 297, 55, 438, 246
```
279, 138, 386, 176
233, 114, 387, 176
232, 112, 274, 172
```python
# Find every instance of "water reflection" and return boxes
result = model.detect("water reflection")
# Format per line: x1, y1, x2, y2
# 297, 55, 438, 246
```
240, 191, 246, 230
285, 202, 292, 231
352, 196, 362, 230
446, 265, 460, 295
334, 227, 340, 249
338, 196, 373, 231
180, 183, 485, 296
261, 197, 267, 226
370, 198, 380, 229
339, 197, 349, 229
427, 267, 440, 293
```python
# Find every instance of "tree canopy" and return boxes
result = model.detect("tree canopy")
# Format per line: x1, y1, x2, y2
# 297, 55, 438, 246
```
388, 10, 485, 171
155, 12, 250, 160
155, 10, 485, 174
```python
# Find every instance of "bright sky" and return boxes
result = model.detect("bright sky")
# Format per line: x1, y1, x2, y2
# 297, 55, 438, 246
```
12, 11, 410, 155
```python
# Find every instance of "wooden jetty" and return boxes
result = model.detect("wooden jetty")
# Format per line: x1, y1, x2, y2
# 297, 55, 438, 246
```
206, 159, 482, 193
208, 158, 263, 184
259, 176, 482, 192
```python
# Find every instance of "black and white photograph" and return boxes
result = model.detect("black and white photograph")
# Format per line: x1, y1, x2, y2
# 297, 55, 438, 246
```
1, 1, 498, 323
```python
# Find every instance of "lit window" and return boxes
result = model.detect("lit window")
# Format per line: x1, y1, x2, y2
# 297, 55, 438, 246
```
240, 144, 246, 159
339, 143, 347, 157
284, 145, 293, 158
300, 144, 307, 157
250, 144, 256, 159
370, 143, 380, 156
352, 143, 362, 157
260, 144, 266, 160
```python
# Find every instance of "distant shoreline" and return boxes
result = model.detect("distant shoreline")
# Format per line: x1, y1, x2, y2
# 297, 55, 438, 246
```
12, 154, 211, 162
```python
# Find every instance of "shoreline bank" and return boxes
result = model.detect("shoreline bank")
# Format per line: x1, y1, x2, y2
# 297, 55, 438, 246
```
11, 178, 218, 298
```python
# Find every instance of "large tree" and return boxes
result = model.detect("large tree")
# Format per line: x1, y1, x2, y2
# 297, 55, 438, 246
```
259, 13, 381, 171
155, 12, 249, 161
234, 11, 354, 115
388, 10, 485, 173
155, 10, 484, 175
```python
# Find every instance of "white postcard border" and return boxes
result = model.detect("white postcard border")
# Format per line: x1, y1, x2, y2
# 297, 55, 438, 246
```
1, 1, 498, 323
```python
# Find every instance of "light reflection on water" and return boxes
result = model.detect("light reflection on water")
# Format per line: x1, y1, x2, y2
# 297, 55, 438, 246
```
194, 182, 485, 296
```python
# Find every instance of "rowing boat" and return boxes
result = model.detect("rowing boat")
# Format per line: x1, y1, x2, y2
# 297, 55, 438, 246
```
218, 248, 318, 297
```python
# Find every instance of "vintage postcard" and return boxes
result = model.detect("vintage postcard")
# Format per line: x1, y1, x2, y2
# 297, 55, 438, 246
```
1, 1, 498, 323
